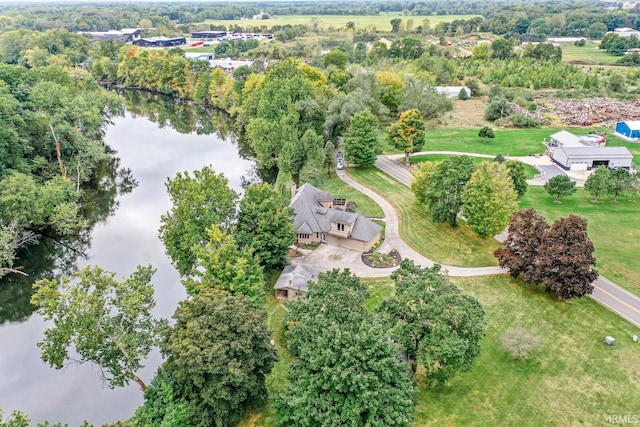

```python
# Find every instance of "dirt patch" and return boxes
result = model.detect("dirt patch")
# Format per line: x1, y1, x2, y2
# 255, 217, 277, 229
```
431, 98, 491, 129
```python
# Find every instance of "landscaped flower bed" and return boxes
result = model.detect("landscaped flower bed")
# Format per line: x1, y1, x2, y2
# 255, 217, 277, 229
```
362, 249, 401, 268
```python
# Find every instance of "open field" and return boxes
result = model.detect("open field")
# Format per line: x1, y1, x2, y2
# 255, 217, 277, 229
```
418, 274, 640, 425
419, 128, 552, 156
200, 13, 481, 32
409, 154, 540, 178
520, 186, 640, 296
561, 41, 622, 65
244, 273, 640, 426
348, 167, 499, 267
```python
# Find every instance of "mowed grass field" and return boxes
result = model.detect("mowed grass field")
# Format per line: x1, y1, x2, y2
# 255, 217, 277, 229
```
244, 274, 640, 426
520, 186, 640, 296
561, 41, 622, 65
406, 128, 552, 156
201, 13, 481, 32
348, 167, 500, 267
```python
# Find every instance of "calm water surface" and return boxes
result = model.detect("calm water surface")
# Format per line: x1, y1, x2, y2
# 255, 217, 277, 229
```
0, 101, 252, 425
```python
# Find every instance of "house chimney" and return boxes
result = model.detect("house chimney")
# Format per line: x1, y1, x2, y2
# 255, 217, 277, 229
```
289, 279, 293, 286
291, 181, 297, 198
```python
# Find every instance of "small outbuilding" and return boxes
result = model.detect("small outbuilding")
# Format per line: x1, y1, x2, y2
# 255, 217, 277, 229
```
551, 146, 633, 170
614, 121, 640, 141
274, 264, 319, 301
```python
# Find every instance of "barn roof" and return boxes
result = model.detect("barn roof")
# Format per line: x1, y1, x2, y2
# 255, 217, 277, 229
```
559, 146, 632, 160
619, 121, 640, 130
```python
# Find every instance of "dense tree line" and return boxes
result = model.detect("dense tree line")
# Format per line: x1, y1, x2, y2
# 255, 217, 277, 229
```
0, 62, 121, 278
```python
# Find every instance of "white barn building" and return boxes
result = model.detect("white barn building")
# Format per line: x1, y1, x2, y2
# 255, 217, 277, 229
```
551, 146, 633, 170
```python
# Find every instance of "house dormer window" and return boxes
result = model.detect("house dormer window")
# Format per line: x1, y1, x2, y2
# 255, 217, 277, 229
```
337, 223, 345, 231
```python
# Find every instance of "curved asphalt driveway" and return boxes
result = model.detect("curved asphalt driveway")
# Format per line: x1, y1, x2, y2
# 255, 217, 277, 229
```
360, 154, 640, 329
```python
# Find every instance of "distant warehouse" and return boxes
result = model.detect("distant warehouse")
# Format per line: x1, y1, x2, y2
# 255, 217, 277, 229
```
133, 36, 186, 48
192, 31, 227, 39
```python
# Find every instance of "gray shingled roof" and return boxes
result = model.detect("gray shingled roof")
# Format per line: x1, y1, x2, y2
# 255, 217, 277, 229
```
274, 264, 320, 293
330, 210, 356, 225
560, 146, 632, 159
350, 212, 382, 242
289, 183, 381, 242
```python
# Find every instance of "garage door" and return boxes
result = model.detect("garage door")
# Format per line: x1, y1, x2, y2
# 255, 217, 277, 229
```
570, 162, 588, 171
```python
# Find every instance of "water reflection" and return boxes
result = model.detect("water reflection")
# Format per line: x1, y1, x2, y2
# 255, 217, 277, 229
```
0, 90, 254, 426
0, 153, 138, 326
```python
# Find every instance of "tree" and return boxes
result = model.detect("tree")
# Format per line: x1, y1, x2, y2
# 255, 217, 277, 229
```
484, 97, 511, 121
159, 166, 237, 276
544, 175, 576, 202
586, 22, 608, 39
417, 156, 476, 226
236, 182, 296, 271
182, 226, 265, 305
390, 18, 402, 33
411, 160, 440, 205
324, 48, 348, 69
389, 37, 424, 60
491, 37, 514, 60
277, 269, 416, 426
629, 169, 640, 202
584, 165, 611, 202
462, 161, 518, 238
31, 265, 166, 391
494, 208, 550, 283
162, 289, 278, 427
378, 260, 485, 385
387, 109, 426, 164
133, 368, 193, 427
472, 43, 490, 60
343, 110, 379, 167
610, 168, 631, 202
537, 215, 598, 299
504, 160, 528, 197
478, 126, 495, 144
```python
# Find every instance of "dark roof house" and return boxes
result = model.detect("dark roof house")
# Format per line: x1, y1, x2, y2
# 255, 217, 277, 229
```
290, 183, 381, 252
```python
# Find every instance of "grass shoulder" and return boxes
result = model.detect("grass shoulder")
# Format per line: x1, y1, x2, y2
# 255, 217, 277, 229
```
520, 186, 640, 296
347, 166, 499, 267
360, 274, 640, 426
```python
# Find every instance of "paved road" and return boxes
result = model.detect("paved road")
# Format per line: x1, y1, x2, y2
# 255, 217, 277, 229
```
339, 155, 640, 329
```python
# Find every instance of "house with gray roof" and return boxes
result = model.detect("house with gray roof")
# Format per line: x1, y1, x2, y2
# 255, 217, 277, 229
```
290, 183, 381, 252
274, 264, 319, 301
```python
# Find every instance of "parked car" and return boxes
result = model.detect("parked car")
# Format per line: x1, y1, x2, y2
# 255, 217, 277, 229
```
336, 159, 345, 170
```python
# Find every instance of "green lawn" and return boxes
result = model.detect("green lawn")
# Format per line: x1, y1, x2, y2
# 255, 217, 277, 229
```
315, 172, 384, 218
200, 13, 481, 32
244, 273, 640, 426
422, 128, 553, 156
409, 154, 540, 179
416, 274, 640, 425
520, 186, 640, 296
561, 41, 622, 65
348, 167, 499, 267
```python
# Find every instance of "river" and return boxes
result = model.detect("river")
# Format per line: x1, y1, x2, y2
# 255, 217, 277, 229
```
0, 93, 253, 425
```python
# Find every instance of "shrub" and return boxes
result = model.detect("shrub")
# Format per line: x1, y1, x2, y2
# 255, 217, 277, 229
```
500, 328, 542, 360
509, 113, 540, 128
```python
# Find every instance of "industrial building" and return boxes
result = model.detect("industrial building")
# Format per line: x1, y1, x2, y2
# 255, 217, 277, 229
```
614, 121, 640, 141
133, 36, 186, 48
551, 146, 633, 170
78, 28, 140, 42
